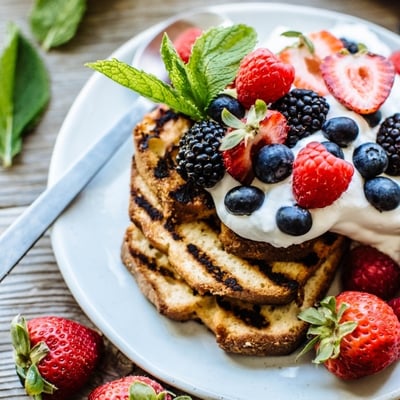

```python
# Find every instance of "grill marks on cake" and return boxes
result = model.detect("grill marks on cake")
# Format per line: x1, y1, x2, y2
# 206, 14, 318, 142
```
130, 247, 175, 279
216, 297, 269, 329
133, 194, 163, 221
187, 243, 243, 292
256, 262, 299, 292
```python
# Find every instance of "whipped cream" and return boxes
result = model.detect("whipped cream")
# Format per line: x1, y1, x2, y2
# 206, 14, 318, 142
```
208, 24, 400, 263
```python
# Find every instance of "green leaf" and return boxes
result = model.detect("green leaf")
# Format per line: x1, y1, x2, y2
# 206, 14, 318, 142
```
86, 59, 202, 119
86, 24, 257, 121
186, 24, 257, 111
30, 0, 87, 50
0, 24, 50, 167
129, 381, 158, 400
10, 315, 31, 360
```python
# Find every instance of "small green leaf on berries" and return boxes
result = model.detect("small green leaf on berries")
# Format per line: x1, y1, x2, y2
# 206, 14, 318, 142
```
281, 30, 315, 54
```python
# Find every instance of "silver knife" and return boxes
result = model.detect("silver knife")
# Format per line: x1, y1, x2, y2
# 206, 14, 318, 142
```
0, 98, 152, 282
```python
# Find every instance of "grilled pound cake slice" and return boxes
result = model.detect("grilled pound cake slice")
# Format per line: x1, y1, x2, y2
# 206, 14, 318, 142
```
129, 165, 348, 305
121, 222, 342, 356
133, 105, 215, 222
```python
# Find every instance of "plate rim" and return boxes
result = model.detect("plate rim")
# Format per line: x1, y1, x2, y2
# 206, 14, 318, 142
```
49, 3, 400, 399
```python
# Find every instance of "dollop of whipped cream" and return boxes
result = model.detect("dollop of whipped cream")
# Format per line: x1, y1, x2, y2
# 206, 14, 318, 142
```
208, 23, 400, 263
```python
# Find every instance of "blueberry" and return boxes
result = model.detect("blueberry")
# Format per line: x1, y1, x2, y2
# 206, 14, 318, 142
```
322, 117, 359, 147
364, 176, 400, 211
353, 142, 388, 178
276, 205, 312, 236
207, 94, 245, 125
321, 141, 345, 159
254, 144, 294, 183
361, 110, 382, 128
224, 185, 265, 215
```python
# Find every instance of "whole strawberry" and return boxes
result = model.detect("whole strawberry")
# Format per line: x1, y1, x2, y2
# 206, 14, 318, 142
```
292, 141, 354, 208
235, 47, 294, 108
88, 375, 191, 400
342, 245, 400, 299
11, 315, 103, 399
298, 292, 400, 380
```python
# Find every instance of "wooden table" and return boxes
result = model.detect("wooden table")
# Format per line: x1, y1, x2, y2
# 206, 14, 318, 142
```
0, 0, 399, 399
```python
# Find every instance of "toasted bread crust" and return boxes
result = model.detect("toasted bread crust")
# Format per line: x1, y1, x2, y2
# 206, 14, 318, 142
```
122, 222, 345, 356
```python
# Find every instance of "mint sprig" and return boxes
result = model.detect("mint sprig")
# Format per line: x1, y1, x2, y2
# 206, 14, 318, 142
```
86, 24, 257, 120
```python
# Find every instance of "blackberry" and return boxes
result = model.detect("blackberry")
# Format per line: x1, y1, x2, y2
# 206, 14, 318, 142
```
270, 88, 329, 147
376, 113, 400, 175
176, 120, 226, 188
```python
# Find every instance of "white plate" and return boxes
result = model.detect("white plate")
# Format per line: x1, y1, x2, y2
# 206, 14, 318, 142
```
48, 3, 400, 399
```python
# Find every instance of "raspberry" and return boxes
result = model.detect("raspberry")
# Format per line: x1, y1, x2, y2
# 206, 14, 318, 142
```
292, 141, 354, 208
235, 48, 295, 108
342, 245, 400, 300
173, 27, 203, 63
388, 297, 400, 321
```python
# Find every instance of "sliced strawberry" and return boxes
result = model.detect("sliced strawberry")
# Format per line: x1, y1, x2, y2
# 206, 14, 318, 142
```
222, 140, 253, 185
279, 30, 344, 96
321, 52, 395, 114
389, 50, 400, 74
221, 105, 289, 185
252, 110, 289, 154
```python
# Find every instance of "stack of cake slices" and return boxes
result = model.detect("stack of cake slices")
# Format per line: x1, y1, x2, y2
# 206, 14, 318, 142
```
121, 105, 348, 356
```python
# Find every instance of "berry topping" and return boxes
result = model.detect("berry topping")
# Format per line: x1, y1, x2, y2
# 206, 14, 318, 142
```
376, 113, 400, 175
254, 144, 294, 183
292, 141, 354, 208
340, 37, 359, 54
321, 50, 395, 114
352, 142, 388, 178
176, 120, 226, 188
321, 141, 344, 159
224, 185, 265, 215
361, 109, 382, 127
342, 245, 400, 299
322, 117, 359, 147
363, 176, 400, 211
235, 47, 295, 108
220, 101, 289, 185
389, 49, 400, 74
173, 27, 203, 63
270, 88, 329, 147
275, 205, 312, 236
207, 94, 245, 125
278, 30, 344, 95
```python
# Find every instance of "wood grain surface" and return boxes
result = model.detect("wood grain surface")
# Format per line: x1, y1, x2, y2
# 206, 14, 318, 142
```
0, 0, 399, 399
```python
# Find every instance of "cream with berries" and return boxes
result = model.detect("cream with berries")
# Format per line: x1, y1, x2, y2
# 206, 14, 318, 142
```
88, 23, 400, 263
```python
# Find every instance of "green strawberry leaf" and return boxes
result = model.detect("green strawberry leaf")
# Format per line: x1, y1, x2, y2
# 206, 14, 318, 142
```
0, 24, 50, 167
30, 0, 87, 50
86, 24, 257, 121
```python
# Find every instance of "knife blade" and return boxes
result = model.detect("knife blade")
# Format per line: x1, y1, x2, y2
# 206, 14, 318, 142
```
0, 98, 152, 282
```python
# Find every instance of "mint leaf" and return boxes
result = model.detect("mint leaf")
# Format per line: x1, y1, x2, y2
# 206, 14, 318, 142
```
30, 0, 87, 50
186, 24, 257, 110
86, 24, 257, 120
86, 59, 203, 119
0, 23, 50, 167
